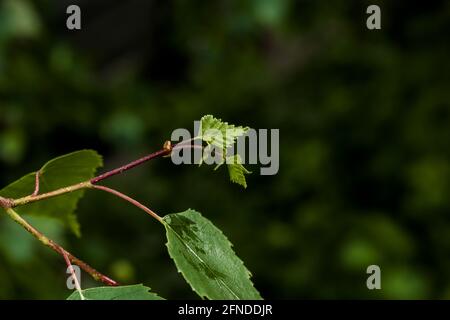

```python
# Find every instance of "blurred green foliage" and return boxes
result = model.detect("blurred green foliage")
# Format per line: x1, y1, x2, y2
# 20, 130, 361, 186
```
0, 0, 449, 299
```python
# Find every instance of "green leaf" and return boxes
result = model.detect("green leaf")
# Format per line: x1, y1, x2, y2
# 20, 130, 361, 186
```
163, 209, 261, 300
200, 115, 249, 150
0, 150, 103, 236
199, 115, 252, 188
67, 284, 164, 300
227, 155, 252, 189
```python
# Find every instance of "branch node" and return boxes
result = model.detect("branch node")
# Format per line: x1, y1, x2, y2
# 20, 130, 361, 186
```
0, 196, 14, 209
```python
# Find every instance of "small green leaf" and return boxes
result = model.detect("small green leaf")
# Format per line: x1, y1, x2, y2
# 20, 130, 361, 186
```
66, 284, 164, 300
163, 209, 261, 300
200, 115, 249, 149
199, 115, 252, 188
0, 150, 103, 236
227, 155, 252, 189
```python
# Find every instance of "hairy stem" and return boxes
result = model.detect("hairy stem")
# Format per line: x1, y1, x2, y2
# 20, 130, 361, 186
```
3, 207, 118, 286
10, 143, 190, 208
32, 171, 41, 197
92, 185, 163, 223
91, 148, 171, 184
13, 181, 91, 207
172, 144, 204, 152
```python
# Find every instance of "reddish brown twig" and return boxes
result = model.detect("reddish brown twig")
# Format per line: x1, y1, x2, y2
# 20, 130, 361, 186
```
3, 207, 118, 286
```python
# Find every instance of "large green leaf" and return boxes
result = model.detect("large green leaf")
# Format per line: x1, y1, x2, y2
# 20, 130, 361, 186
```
0, 150, 103, 236
67, 284, 164, 300
163, 209, 261, 300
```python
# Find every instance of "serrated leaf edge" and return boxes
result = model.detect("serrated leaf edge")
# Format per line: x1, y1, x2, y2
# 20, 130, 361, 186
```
163, 210, 261, 300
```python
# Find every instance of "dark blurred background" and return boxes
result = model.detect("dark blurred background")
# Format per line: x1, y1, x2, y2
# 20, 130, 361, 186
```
0, 0, 449, 299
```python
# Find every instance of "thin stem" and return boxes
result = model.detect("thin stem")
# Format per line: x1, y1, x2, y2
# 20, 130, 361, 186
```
171, 144, 204, 151
3, 207, 118, 286
13, 181, 91, 207
91, 148, 171, 184
11, 142, 205, 208
32, 171, 40, 197
92, 185, 163, 223
171, 137, 202, 148
91, 138, 204, 184
0, 144, 185, 290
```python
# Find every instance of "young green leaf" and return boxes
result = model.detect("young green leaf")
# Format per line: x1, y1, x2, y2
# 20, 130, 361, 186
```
199, 115, 252, 188
163, 209, 261, 300
226, 155, 252, 189
0, 150, 103, 236
200, 115, 249, 150
66, 284, 164, 300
